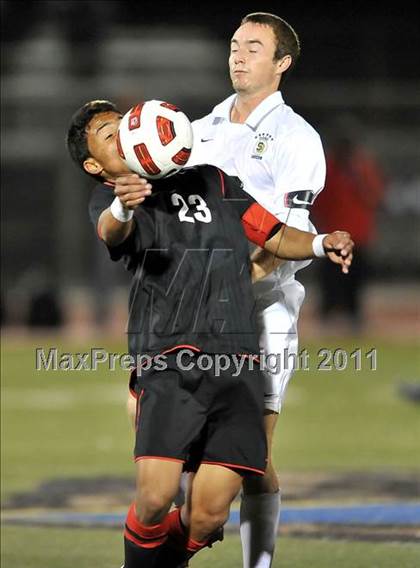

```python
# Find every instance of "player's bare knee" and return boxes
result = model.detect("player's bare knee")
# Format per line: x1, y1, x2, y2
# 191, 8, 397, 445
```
190, 506, 227, 539
135, 491, 172, 525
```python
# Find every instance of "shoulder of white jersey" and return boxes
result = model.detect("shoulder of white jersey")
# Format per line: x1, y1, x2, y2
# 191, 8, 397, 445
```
270, 100, 322, 142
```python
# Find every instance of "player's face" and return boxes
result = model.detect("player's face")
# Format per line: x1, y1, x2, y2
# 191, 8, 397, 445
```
84, 111, 131, 180
229, 22, 282, 96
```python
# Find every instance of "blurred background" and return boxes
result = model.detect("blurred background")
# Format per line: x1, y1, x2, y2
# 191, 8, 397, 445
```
1, 0, 419, 336
1, 4, 420, 566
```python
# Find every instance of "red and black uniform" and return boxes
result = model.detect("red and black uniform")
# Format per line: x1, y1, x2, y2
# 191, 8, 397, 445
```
89, 165, 282, 475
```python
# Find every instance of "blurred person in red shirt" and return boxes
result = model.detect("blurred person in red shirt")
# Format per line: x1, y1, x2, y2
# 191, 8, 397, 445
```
313, 116, 385, 330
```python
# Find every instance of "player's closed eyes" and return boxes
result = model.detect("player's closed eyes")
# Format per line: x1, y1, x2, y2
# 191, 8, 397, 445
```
231, 49, 258, 55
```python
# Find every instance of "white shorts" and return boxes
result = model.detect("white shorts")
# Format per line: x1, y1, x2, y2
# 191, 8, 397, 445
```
256, 277, 306, 413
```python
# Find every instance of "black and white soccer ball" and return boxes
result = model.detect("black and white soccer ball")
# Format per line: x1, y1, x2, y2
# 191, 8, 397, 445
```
117, 100, 193, 179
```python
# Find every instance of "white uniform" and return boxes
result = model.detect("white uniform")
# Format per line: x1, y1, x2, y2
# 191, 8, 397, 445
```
189, 91, 326, 412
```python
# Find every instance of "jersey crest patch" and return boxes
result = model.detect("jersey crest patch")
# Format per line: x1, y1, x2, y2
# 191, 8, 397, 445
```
251, 133, 274, 160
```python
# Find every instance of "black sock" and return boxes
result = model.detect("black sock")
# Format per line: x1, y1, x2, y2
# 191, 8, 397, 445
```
124, 503, 168, 568
124, 537, 162, 567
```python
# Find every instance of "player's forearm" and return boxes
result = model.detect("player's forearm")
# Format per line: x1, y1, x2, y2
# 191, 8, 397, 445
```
98, 208, 134, 246
250, 247, 285, 282
264, 225, 318, 260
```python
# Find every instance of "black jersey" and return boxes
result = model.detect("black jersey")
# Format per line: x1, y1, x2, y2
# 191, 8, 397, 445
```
89, 165, 281, 356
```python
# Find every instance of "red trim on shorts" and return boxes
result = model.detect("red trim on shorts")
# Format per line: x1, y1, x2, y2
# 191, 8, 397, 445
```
134, 456, 185, 464
135, 388, 144, 430
128, 367, 138, 399
200, 460, 265, 476
216, 168, 226, 196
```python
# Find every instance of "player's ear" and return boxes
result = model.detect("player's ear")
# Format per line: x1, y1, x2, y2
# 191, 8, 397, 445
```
83, 157, 103, 176
276, 54, 292, 76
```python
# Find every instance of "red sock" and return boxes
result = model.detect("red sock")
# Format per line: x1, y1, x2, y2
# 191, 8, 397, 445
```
186, 536, 209, 555
125, 502, 168, 548
165, 507, 188, 549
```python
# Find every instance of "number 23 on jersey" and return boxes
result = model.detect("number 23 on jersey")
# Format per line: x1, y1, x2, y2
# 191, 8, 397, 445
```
171, 193, 212, 224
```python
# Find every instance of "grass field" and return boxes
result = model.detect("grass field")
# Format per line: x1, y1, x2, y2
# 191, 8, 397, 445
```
1, 335, 420, 567
2, 527, 420, 568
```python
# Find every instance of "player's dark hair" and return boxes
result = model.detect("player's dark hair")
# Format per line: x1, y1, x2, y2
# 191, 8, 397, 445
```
66, 100, 121, 181
241, 12, 300, 81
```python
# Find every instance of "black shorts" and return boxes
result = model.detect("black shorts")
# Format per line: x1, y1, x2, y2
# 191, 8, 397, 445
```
130, 352, 267, 476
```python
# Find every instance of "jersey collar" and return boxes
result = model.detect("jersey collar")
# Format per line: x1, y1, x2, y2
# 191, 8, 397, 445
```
212, 91, 285, 130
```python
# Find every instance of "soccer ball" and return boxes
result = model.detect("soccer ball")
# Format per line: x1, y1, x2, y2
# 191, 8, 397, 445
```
117, 100, 193, 179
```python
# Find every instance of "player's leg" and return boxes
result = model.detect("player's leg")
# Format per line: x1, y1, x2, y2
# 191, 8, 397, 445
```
240, 281, 305, 568
125, 356, 205, 567
127, 383, 187, 507
240, 411, 280, 568
157, 355, 268, 566
189, 463, 242, 541
155, 466, 241, 567
124, 458, 183, 567
127, 369, 139, 431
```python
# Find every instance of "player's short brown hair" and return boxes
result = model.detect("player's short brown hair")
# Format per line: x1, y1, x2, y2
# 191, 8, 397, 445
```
241, 12, 300, 78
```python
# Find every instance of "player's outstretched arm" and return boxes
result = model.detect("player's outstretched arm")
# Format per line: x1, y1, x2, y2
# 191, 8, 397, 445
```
264, 226, 354, 274
98, 174, 152, 246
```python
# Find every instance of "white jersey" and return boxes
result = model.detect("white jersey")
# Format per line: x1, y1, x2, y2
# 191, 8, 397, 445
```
189, 91, 326, 302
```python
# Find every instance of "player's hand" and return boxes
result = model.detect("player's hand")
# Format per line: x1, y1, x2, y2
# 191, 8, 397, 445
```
114, 174, 152, 209
323, 231, 354, 274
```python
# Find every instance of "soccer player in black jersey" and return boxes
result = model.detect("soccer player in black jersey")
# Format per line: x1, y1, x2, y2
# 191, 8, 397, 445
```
67, 100, 353, 567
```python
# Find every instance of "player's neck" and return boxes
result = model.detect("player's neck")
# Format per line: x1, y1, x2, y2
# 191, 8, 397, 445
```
230, 90, 275, 124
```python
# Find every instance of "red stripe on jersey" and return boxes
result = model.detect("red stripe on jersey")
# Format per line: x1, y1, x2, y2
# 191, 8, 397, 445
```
217, 168, 226, 196
160, 344, 201, 355
241, 203, 282, 247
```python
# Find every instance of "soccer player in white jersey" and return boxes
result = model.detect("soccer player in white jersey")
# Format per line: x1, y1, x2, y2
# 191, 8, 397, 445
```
188, 12, 326, 568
